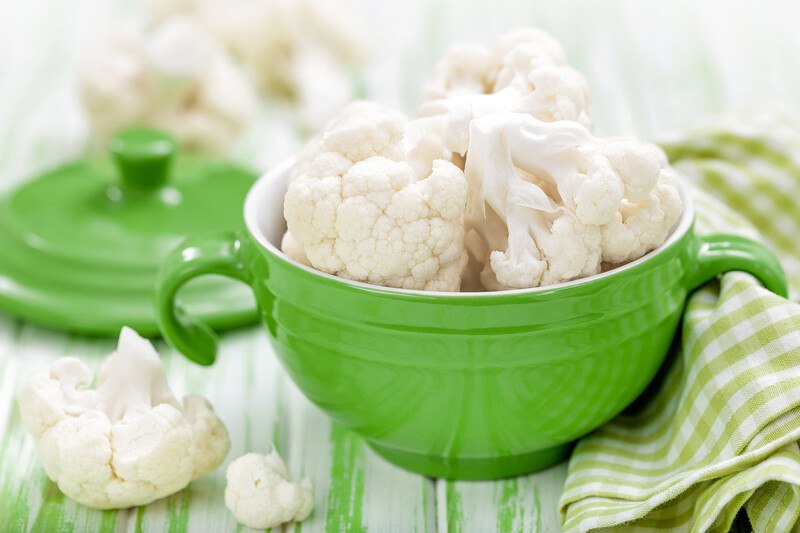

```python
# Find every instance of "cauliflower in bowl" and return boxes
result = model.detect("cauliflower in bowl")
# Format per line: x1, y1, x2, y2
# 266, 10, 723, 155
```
464, 113, 681, 290
283, 101, 469, 291
280, 27, 682, 292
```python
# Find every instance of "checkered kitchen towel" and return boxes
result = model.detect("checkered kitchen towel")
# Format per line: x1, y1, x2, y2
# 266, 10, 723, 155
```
559, 113, 800, 533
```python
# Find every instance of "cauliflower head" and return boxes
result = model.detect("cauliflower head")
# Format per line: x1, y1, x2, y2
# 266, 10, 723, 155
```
80, 16, 257, 153
225, 450, 314, 530
283, 101, 469, 291
465, 113, 682, 289
19, 327, 230, 509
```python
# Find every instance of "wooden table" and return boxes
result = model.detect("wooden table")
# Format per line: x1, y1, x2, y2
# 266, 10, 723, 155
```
1, 0, 799, 530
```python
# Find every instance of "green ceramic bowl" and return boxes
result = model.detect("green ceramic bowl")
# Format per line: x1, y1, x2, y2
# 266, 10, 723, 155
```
156, 159, 787, 480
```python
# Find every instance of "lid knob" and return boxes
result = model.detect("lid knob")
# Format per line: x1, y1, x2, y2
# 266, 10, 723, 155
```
109, 128, 177, 191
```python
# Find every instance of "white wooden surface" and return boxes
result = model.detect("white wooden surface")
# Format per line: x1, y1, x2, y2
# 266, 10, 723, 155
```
1, 0, 800, 531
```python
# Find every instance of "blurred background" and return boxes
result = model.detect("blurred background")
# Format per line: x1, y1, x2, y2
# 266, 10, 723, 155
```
2, 0, 799, 194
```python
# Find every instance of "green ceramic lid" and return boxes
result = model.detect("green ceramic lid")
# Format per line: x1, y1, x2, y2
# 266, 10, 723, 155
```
0, 128, 258, 336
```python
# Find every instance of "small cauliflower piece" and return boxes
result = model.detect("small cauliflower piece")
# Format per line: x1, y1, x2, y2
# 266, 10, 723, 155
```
80, 16, 257, 153
283, 101, 469, 291
225, 450, 313, 530
465, 113, 681, 289
19, 327, 230, 509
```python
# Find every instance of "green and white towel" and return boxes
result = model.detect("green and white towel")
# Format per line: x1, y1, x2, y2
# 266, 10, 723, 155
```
559, 114, 800, 533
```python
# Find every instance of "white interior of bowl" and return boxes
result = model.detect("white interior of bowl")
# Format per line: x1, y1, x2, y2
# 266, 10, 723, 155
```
244, 158, 695, 296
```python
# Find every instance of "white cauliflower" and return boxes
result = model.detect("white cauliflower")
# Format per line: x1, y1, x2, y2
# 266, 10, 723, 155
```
406, 27, 591, 177
280, 28, 682, 292
225, 450, 313, 530
146, 0, 365, 130
280, 230, 311, 265
420, 44, 497, 101
286, 99, 407, 186
19, 327, 230, 509
79, 29, 155, 142
317, 100, 407, 162
283, 101, 469, 291
80, 16, 257, 153
600, 167, 684, 264
491, 27, 590, 125
465, 113, 682, 289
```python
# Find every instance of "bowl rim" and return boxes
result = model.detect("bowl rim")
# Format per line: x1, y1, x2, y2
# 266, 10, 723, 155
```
244, 157, 694, 298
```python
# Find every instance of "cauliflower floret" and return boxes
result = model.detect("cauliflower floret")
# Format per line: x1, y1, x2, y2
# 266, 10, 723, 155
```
487, 208, 601, 289
509, 63, 591, 126
149, 0, 365, 130
489, 28, 588, 126
602, 140, 663, 202
283, 102, 469, 291
465, 112, 681, 289
291, 100, 407, 181
407, 27, 592, 177
19, 327, 230, 509
192, 0, 364, 95
281, 231, 311, 265
601, 168, 683, 264
421, 45, 497, 101
79, 29, 156, 140
80, 16, 257, 153
322, 100, 407, 162
225, 450, 314, 530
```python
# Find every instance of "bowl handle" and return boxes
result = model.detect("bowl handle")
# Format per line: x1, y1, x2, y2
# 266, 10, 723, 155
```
156, 231, 254, 365
685, 234, 788, 297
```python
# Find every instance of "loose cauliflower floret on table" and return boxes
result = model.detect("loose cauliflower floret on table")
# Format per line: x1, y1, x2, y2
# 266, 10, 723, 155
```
225, 450, 314, 530
283, 101, 469, 291
19, 327, 230, 509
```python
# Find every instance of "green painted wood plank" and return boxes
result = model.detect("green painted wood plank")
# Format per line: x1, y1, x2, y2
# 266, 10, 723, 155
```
436, 463, 567, 533
131, 330, 278, 533
361, 448, 437, 533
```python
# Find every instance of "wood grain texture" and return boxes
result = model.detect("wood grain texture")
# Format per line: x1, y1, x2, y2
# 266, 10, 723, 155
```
1, 0, 800, 531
